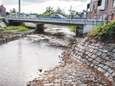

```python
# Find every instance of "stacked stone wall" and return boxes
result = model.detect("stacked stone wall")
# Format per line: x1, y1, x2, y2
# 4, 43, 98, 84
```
28, 38, 115, 86
69, 38, 115, 83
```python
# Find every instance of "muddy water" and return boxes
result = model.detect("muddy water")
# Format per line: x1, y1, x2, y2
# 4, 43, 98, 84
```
0, 25, 74, 86
0, 37, 63, 86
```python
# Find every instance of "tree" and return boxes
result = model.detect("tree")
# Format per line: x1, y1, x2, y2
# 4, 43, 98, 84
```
55, 8, 62, 14
68, 6, 78, 19
55, 8, 66, 16
42, 6, 54, 16
10, 8, 16, 13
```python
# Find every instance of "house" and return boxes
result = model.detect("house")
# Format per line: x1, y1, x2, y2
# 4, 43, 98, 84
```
87, 0, 115, 20
0, 5, 6, 16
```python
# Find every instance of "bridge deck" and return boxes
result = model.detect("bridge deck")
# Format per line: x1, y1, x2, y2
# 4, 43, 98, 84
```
5, 17, 105, 25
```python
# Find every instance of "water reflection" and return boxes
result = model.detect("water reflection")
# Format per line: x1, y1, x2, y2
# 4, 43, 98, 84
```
17, 39, 23, 58
0, 37, 63, 86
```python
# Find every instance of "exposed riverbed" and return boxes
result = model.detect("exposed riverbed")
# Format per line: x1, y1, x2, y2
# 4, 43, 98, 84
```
0, 25, 75, 86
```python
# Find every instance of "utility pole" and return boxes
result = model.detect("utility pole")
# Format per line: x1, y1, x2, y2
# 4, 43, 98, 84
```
19, 0, 21, 16
70, 6, 72, 19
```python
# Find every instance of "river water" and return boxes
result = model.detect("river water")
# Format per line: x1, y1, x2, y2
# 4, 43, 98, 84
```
0, 25, 75, 86
0, 37, 63, 86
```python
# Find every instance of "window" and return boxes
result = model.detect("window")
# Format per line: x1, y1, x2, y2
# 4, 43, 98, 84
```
98, 0, 106, 10
98, 0, 102, 6
87, 3, 90, 9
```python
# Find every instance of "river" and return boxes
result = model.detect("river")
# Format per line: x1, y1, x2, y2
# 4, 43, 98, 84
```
0, 25, 75, 86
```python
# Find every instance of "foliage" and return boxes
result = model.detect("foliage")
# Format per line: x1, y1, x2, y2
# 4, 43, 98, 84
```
0, 16, 4, 19
88, 21, 115, 41
68, 6, 79, 19
10, 8, 16, 13
4, 25, 30, 32
42, 7, 54, 16
55, 8, 66, 16
68, 25, 80, 32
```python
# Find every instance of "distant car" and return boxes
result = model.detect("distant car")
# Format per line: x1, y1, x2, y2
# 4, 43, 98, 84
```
29, 14, 38, 19
51, 14, 66, 19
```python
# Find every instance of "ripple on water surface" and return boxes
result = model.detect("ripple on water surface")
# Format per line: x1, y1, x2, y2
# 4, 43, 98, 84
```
0, 37, 63, 86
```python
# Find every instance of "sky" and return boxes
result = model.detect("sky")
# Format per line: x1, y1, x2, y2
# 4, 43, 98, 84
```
0, 0, 90, 14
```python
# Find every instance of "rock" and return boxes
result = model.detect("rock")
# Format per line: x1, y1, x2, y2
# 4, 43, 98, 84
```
38, 69, 42, 73
112, 49, 115, 53
28, 37, 115, 86
0, 22, 6, 28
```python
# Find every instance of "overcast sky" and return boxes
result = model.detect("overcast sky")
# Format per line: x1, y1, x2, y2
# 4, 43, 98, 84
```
0, 0, 90, 14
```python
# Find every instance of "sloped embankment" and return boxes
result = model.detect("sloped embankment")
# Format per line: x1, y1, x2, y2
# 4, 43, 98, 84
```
28, 21, 115, 86
28, 38, 114, 86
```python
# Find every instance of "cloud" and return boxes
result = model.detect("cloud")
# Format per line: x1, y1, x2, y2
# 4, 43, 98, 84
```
1, 0, 90, 13
2, 0, 90, 5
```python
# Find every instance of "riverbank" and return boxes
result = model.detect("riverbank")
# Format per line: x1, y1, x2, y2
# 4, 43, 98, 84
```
27, 21, 115, 86
27, 38, 114, 86
0, 21, 34, 45
0, 31, 33, 45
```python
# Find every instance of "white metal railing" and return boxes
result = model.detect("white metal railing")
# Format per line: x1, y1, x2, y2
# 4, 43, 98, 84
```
5, 15, 105, 25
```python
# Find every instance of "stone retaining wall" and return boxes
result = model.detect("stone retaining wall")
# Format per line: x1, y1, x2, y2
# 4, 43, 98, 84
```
28, 37, 114, 86
69, 38, 115, 84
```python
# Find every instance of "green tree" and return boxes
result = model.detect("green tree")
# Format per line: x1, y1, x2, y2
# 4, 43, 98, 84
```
55, 8, 63, 14
10, 8, 16, 13
42, 6, 54, 16
68, 6, 79, 19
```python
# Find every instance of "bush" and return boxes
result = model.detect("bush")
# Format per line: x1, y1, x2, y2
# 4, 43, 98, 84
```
89, 21, 115, 41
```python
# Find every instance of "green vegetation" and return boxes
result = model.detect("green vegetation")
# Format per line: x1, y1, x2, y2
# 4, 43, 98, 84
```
41, 6, 66, 16
40, 6, 78, 18
68, 25, 80, 32
41, 7, 55, 16
4, 25, 30, 32
89, 21, 115, 41
68, 25, 77, 32
0, 16, 4, 19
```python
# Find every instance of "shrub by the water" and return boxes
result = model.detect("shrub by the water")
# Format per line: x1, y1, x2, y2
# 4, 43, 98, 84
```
89, 21, 115, 42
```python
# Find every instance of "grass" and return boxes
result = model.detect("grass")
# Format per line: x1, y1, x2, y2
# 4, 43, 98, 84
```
0, 16, 4, 19
4, 25, 30, 33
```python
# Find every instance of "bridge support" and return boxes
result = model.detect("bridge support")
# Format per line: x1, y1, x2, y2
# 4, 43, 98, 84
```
35, 24, 45, 34
83, 24, 96, 33
75, 25, 83, 37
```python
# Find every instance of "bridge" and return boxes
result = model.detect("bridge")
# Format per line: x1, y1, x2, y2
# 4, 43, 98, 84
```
4, 16, 106, 34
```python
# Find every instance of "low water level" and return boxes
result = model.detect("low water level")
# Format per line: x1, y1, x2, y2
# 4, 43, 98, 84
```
0, 37, 63, 86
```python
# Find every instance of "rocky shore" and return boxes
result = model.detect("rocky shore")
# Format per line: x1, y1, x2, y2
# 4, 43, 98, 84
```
0, 31, 33, 45
27, 33, 76, 49
27, 37, 115, 86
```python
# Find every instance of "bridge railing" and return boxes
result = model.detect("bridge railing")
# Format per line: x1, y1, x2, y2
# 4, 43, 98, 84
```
5, 15, 106, 25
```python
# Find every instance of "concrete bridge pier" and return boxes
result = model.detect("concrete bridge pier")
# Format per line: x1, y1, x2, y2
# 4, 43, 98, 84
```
83, 24, 96, 34
35, 24, 45, 34
75, 25, 83, 37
